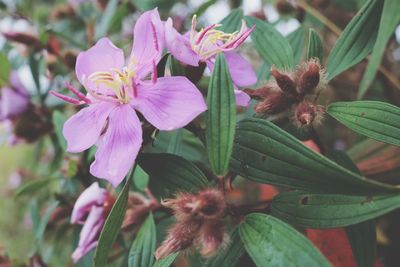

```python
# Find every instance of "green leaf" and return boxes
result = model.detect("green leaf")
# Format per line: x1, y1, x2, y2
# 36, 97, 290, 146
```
245, 16, 294, 70
346, 220, 376, 267
167, 55, 185, 77
128, 213, 156, 267
205, 228, 245, 267
152, 253, 178, 267
192, 0, 217, 17
132, 165, 149, 191
230, 118, 400, 195
28, 53, 41, 93
95, 0, 118, 40
219, 8, 244, 33
52, 110, 67, 151
326, 0, 384, 80
93, 173, 132, 267
287, 26, 306, 65
327, 101, 400, 147
271, 191, 400, 228
35, 201, 59, 242
307, 29, 323, 62
15, 178, 55, 198
358, 0, 400, 98
0, 52, 10, 86
239, 213, 330, 267
138, 153, 208, 198
167, 129, 183, 155
206, 54, 236, 176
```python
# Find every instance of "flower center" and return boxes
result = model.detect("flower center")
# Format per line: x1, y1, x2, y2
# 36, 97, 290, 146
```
189, 15, 253, 61
87, 65, 136, 104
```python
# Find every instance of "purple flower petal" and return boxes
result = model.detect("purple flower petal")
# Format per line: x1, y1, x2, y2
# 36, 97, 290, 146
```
70, 182, 107, 224
90, 104, 142, 187
75, 37, 125, 92
165, 18, 200, 66
132, 77, 206, 131
225, 51, 257, 87
63, 102, 116, 153
129, 9, 165, 79
234, 88, 251, 107
72, 205, 105, 263
0, 87, 29, 120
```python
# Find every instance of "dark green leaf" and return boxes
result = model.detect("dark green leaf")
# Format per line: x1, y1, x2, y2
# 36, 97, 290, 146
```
287, 26, 306, 65
307, 29, 323, 62
271, 191, 400, 228
239, 213, 330, 267
326, 0, 384, 80
219, 8, 244, 33
346, 220, 376, 267
52, 110, 67, 151
230, 118, 400, 195
0, 52, 10, 86
15, 178, 55, 198
206, 54, 236, 176
132, 165, 149, 191
28, 53, 41, 93
327, 101, 400, 147
358, 0, 400, 98
128, 213, 156, 267
95, 0, 118, 40
152, 253, 178, 267
167, 129, 183, 154
205, 228, 245, 267
139, 153, 208, 198
94, 174, 132, 267
245, 16, 294, 70
167, 55, 185, 77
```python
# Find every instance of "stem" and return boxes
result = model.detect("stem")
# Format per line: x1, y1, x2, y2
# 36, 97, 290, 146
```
297, 0, 400, 91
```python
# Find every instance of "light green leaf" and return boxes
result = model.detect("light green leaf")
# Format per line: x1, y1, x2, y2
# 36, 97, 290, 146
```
93, 173, 132, 267
239, 213, 330, 267
346, 220, 376, 267
245, 16, 294, 70
95, 0, 118, 40
358, 0, 400, 98
0, 53, 10, 86
271, 191, 400, 228
206, 54, 236, 176
35, 201, 59, 242
230, 118, 400, 195
307, 29, 323, 62
138, 153, 208, 198
152, 253, 178, 267
128, 213, 156, 267
52, 110, 67, 151
326, 0, 384, 80
15, 178, 55, 198
205, 228, 245, 267
287, 26, 306, 65
219, 8, 244, 33
327, 101, 400, 147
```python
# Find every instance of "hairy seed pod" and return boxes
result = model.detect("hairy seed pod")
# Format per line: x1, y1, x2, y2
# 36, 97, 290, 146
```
196, 220, 228, 257
243, 86, 273, 100
297, 61, 320, 97
254, 91, 294, 115
270, 66, 297, 98
293, 102, 324, 127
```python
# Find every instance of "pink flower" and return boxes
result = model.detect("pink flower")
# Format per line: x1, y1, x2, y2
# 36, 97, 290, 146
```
0, 72, 30, 121
165, 15, 257, 106
70, 182, 111, 263
52, 9, 207, 187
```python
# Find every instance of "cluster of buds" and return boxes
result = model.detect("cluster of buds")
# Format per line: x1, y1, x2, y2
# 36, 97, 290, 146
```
155, 188, 228, 260
245, 59, 326, 127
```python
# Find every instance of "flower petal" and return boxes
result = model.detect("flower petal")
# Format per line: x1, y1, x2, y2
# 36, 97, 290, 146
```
234, 88, 251, 107
75, 37, 125, 91
0, 88, 29, 120
165, 18, 200, 66
225, 51, 257, 87
70, 182, 107, 224
72, 206, 105, 263
90, 105, 142, 187
130, 9, 165, 79
63, 102, 116, 153
132, 77, 206, 131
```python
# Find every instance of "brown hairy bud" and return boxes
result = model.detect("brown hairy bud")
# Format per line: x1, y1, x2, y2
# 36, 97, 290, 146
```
196, 220, 228, 257
294, 102, 324, 127
254, 91, 293, 115
155, 219, 201, 260
270, 66, 297, 98
243, 86, 273, 101
297, 60, 321, 97
197, 189, 226, 219
2, 32, 42, 51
